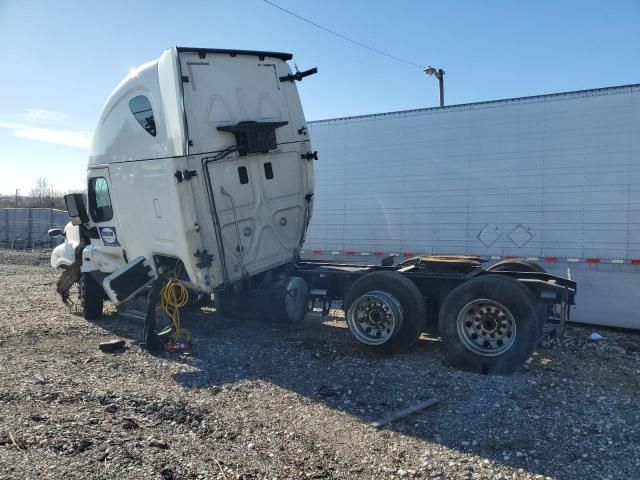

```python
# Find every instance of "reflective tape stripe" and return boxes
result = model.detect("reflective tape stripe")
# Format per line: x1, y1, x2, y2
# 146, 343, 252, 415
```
300, 250, 640, 265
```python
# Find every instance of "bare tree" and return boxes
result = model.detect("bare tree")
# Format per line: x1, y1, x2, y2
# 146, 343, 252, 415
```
30, 176, 50, 207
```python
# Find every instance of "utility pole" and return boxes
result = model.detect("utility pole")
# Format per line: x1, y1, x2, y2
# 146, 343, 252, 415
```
15, 189, 19, 207
424, 66, 445, 108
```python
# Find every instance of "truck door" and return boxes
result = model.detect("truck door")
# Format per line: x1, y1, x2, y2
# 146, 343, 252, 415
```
86, 168, 125, 273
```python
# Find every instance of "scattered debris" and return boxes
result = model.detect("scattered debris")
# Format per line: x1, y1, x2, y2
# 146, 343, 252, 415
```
589, 332, 606, 341
371, 398, 440, 428
317, 385, 339, 397
99, 339, 126, 352
149, 439, 169, 450
122, 417, 139, 430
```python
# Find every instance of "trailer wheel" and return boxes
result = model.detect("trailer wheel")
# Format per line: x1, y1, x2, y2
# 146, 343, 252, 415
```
81, 272, 103, 320
438, 274, 539, 374
345, 271, 426, 354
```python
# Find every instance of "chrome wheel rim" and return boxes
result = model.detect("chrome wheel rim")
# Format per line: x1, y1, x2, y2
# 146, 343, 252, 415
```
347, 291, 402, 345
456, 299, 516, 356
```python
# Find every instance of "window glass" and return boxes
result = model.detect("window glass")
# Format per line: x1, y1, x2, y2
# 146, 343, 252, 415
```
89, 177, 113, 222
129, 95, 156, 136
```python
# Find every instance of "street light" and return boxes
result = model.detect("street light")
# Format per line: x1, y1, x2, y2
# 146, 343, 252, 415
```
424, 66, 445, 108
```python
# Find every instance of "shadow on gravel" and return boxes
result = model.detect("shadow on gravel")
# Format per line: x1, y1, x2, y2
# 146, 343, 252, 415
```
87, 306, 579, 479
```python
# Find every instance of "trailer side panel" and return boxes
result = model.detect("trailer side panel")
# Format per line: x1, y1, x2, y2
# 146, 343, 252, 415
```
305, 84, 640, 328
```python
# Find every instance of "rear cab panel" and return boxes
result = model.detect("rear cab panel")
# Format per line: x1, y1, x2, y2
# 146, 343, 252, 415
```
178, 48, 314, 285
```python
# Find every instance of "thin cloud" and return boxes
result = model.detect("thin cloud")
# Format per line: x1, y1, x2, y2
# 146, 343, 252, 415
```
16, 108, 66, 122
12, 125, 91, 149
0, 110, 91, 149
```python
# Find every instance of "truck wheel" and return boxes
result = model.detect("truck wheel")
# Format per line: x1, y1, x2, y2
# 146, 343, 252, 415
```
438, 274, 539, 374
486, 259, 548, 337
81, 272, 103, 320
214, 291, 236, 318
344, 271, 426, 354
185, 291, 212, 312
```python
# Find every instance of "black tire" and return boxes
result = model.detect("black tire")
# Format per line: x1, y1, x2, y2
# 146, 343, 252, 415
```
81, 272, 103, 320
214, 291, 237, 318
344, 271, 426, 354
438, 274, 539, 374
487, 258, 545, 273
185, 291, 212, 312
486, 259, 548, 337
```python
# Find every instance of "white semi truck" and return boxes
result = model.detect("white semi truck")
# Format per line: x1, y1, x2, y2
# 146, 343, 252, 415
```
50, 47, 575, 374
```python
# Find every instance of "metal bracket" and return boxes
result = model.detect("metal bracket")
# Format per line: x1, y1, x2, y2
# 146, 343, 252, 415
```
279, 67, 318, 82
175, 169, 198, 183
194, 249, 214, 269
183, 169, 197, 181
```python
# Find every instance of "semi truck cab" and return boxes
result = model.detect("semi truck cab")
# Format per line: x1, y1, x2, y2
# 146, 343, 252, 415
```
53, 47, 316, 308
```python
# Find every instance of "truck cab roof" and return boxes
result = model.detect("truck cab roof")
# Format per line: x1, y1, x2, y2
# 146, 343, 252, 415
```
89, 47, 297, 166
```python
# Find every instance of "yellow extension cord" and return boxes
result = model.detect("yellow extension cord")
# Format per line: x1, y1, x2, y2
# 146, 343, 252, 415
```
160, 277, 190, 343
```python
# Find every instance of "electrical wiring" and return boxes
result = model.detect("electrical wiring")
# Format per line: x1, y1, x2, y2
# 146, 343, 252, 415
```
263, 0, 424, 70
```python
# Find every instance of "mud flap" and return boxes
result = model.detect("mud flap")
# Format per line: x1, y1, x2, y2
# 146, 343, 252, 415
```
102, 257, 155, 305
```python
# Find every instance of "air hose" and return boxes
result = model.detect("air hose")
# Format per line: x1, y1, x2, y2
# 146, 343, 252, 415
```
160, 277, 190, 344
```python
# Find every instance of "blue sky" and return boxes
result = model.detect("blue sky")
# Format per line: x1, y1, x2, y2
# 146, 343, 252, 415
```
0, 0, 638, 194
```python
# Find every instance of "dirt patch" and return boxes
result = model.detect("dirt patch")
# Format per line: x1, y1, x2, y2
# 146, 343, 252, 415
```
0, 248, 638, 479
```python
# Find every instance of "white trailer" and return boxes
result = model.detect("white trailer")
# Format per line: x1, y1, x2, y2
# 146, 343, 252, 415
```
304, 84, 640, 329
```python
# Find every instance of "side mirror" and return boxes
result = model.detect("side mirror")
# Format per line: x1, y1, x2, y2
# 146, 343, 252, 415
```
64, 193, 89, 226
48, 228, 65, 238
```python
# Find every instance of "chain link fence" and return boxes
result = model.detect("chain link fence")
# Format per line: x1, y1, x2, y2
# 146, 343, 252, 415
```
0, 208, 69, 249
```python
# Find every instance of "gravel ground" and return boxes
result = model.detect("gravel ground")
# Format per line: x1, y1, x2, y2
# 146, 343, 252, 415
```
0, 248, 639, 480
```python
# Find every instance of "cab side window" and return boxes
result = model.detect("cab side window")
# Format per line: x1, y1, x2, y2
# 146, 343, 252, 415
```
89, 177, 113, 223
129, 95, 157, 136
